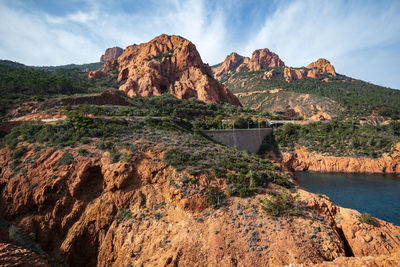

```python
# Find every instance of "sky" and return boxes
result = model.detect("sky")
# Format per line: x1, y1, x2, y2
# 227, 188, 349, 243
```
0, 0, 399, 89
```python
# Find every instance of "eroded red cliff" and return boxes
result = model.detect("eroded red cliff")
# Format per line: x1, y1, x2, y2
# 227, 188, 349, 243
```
282, 144, 400, 173
114, 34, 241, 106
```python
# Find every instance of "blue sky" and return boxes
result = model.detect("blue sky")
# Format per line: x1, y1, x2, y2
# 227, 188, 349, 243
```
0, 0, 399, 89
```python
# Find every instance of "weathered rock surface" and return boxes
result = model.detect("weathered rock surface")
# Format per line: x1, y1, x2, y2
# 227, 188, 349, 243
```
283, 144, 400, 173
213, 52, 246, 81
0, 242, 50, 267
283, 58, 336, 82
115, 34, 241, 106
213, 48, 285, 80
88, 70, 109, 80
100, 47, 123, 62
248, 48, 285, 71
1, 143, 399, 266
284, 67, 307, 82
102, 59, 118, 71
263, 69, 277, 80
307, 58, 336, 77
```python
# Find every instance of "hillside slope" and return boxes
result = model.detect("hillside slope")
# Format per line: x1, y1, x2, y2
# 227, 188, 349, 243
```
213, 51, 400, 119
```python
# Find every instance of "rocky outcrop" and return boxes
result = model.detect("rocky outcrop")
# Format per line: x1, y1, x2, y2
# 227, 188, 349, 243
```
263, 69, 277, 80
248, 48, 285, 71
284, 58, 336, 82
307, 58, 336, 77
100, 47, 123, 62
88, 70, 109, 80
116, 34, 241, 106
0, 242, 50, 267
283, 144, 400, 173
213, 52, 246, 81
1, 142, 399, 266
102, 59, 119, 71
284, 68, 307, 82
213, 48, 284, 80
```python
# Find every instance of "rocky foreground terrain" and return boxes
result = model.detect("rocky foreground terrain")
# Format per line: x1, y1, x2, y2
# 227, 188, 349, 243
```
0, 114, 400, 266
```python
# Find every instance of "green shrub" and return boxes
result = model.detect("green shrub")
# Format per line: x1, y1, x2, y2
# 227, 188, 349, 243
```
109, 147, 121, 163
207, 187, 226, 209
358, 212, 378, 226
77, 148, 89, 156
118, 208, 134, 221
261, 190, 303, 217
58, 152, 75, 165
11, 146, 27, 160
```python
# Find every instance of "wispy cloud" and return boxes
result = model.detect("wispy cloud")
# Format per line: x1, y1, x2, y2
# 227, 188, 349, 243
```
245, 0, 400, 87
0, 0, 399, 88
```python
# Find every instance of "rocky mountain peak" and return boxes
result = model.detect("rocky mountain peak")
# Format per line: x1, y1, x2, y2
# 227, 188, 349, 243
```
213, 52, 246, 81
307, 58, 336, 77
213, 48, 284, 80
248, 48, 285, 71
115, 34, 241, 106
100, 46, 123, 62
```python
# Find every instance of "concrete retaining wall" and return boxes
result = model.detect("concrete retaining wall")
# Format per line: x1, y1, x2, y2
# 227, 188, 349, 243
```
203, 128, 272, 153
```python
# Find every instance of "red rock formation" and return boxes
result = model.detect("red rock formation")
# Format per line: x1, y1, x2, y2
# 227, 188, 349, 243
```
100, 47, 123, 62
284, 67, 307, 82
1, 143, 399, 266
213, 48, 284, 80
0, 242, 50, 267
263, 69, 277, 80
213, 52, 245, 81
307, 58, 336, 77
102, 59, 118, 71
283, 58, 336, 82
282, 143, 400, 173
116, 34, 241, 106
248, 48, 285, 71
88, 70, 109, 80
307, 68, 320, 79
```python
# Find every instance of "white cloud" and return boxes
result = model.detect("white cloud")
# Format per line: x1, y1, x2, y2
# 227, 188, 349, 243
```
246, 0, 400, 88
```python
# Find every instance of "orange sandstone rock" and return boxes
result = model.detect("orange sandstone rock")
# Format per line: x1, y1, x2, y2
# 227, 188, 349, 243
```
284, 67, 307, 82
100, 47, 123, 62
283, 143, 400, 173
263, 69, 277, 80
88, 70, 109, 80
213, 52, 245, 81
248, 48, 285, 71
116, 34, 241, 106
307, 58, 336, 77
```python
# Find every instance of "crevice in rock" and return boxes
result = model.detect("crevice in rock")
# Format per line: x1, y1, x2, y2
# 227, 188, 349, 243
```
336, 227, 354, 257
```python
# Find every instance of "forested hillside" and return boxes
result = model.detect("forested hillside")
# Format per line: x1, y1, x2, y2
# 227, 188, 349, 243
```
217, 66, 400, 119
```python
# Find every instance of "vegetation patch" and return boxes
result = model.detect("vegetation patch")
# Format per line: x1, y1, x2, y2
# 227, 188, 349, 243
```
261, 190, 304, 217
358, 212, 378, 226
273, 121, 400, 158
58, 152, 75, 166
207, 187, 226, 209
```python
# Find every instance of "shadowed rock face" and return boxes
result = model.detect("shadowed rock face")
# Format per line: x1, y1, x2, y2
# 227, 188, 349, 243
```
114, 34, 241, 106
100, 47, 123, 62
